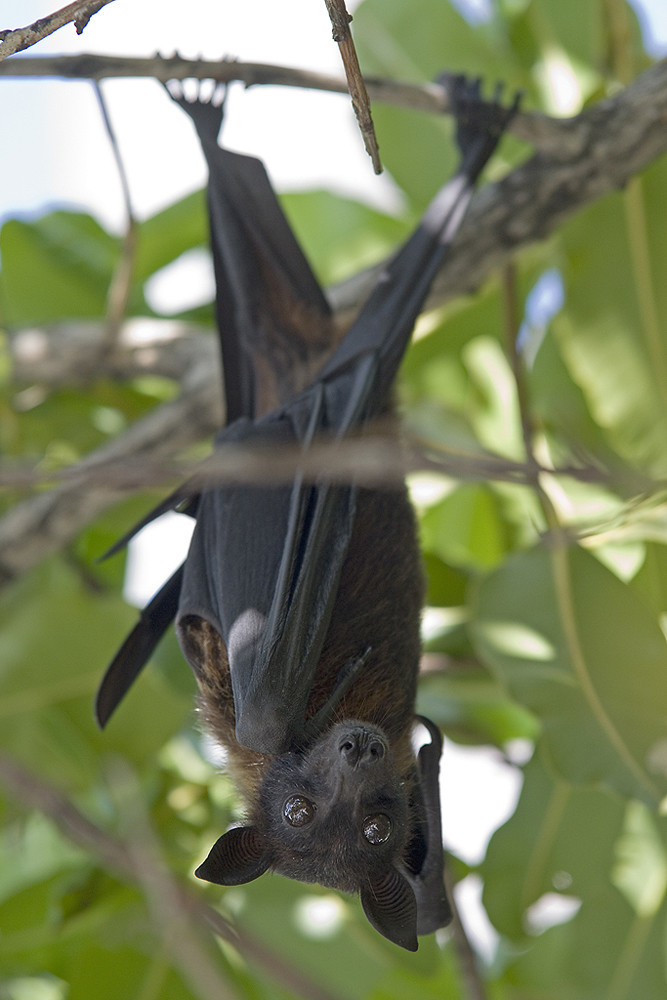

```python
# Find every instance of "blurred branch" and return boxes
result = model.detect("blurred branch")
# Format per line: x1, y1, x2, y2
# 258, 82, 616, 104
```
0, 0, 116, 61
0, 345, 222, 586
9, 319, 218, 385
5, 322, 616, 489
0, 417, 614, 494
0, 750, 346, 1000
0, 329, 629, 588
448, 876, 489, 1000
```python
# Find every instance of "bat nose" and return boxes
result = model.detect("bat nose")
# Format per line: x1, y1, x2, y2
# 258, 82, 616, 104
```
339, 728, 387, 766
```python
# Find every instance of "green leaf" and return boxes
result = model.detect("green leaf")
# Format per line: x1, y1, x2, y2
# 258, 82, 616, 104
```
529, 325, 624, 472
631, 540, 667, 615
421, 483, 510, 571
134, 190, 208, 282
506, 884, 667, 1000
280, 190, 408, 287
417, 667, 538, 746
422, 552, 468, 606
471, 543, 667, 806
0, 813, 84, 906
555, 163, 667, 476
0, 559, 191, 788
0, 213, 117, 325
482, 749, 625, 939
611, 802, 667, 918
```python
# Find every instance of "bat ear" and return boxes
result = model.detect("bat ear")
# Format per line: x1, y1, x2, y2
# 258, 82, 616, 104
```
360, 868, 418, 952
195, 826, 271, 886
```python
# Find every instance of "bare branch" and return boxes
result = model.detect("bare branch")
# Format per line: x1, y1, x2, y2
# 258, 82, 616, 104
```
0, 51, 560, 148
323, 0, 382, 172
9, 319, 216, 385
0, 0, 116, 61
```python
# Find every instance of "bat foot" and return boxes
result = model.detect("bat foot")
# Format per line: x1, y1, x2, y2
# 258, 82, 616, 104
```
163, 78, 227, 141
437, 72, 521, 157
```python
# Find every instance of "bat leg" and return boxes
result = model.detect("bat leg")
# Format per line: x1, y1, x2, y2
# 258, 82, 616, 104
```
302, 645, 372, 743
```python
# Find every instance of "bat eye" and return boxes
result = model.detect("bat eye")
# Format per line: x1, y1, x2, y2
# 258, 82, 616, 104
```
363, 813, 392, 844
283, 795, 315, 827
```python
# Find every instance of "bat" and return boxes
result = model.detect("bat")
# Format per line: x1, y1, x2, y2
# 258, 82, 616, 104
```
96, 77, 517, 950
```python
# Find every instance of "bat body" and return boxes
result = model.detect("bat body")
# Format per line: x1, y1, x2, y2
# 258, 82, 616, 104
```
97, 79, 517, 950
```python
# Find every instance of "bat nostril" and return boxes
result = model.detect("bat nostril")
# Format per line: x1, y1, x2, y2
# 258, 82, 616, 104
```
339, 730, 386, 764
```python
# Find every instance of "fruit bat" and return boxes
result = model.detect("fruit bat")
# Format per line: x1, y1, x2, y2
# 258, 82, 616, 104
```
96, 77, 517, 950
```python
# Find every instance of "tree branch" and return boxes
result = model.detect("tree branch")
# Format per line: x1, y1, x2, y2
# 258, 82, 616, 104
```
446, 870, 489, 1000
0, 52, 558, 148
0, 0, 116, 61
5, 317, 616, 497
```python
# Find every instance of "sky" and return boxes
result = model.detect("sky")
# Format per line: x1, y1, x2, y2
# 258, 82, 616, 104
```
3, 0, 667, 959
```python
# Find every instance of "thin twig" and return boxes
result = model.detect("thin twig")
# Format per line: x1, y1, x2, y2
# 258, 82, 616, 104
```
0, 0, 116, 61
445, 869, 489, 1000
93, 80, 138, 351
323, 0, 382, 172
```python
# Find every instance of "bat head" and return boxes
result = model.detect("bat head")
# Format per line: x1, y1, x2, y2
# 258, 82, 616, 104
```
195, 720, 422, 951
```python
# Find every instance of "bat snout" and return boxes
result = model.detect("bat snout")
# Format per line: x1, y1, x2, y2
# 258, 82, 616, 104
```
338, 726, 387, 768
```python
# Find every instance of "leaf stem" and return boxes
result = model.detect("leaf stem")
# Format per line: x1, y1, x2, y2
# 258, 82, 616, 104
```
520, 777, 570, 912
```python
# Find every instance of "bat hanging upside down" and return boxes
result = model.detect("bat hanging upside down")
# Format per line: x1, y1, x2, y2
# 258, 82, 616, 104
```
96, 76, 518, 951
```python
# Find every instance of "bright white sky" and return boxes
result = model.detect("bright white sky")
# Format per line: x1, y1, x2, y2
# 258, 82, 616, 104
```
2, 0, 666, 957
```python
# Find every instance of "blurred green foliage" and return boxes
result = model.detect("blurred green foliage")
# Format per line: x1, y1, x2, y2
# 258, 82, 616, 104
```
2, 1, 667, 997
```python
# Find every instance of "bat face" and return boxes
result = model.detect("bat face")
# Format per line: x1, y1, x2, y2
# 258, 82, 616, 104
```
196, 721, 423, 951
255, 722, 411, 891
198, 722, 410, 889
97, 76, 518, 950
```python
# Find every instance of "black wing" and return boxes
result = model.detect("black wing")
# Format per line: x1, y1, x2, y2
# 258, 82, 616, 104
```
176, 78, 518, 754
